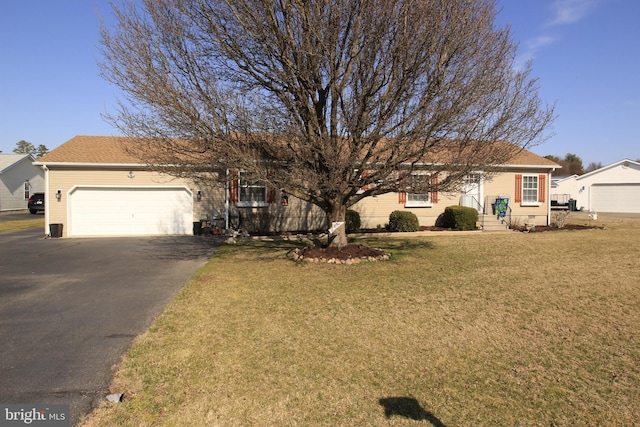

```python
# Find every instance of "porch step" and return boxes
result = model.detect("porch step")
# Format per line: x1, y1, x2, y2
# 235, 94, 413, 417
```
481, 215, 511, 232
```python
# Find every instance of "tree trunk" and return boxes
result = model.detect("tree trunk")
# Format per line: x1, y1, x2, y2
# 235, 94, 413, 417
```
328, 203, 348, 248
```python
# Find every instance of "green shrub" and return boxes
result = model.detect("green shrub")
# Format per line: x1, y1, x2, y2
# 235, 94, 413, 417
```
387, 210, 420, 232
441, 206, 479, 230
345, 209, 361, 233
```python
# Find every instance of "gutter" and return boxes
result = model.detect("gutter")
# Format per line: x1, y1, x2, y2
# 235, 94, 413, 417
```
547, 165, 557, 226
42, 165, 49, 235
33, 162, 147, 168
389, 161, 558, 170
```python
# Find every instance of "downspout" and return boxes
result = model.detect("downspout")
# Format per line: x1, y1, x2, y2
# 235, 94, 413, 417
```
225, 168, 229, 231
42, 165, 49, 235
546, 169, 553, 226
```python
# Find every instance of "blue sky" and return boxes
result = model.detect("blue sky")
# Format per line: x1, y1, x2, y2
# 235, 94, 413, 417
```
1, 0, 638, 166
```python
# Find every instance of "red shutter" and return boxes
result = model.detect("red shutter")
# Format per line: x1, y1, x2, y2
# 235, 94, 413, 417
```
398, 174, 407, 204
514, 174, 522, 203
266, 170, 277, 203
361, 170, 369, 191
538, 174, 546, 203
267, 187, 276, 204
430, 174, 438, 204
229, 170, 239, 203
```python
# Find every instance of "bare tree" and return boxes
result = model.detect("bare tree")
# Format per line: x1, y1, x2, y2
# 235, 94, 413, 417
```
100, 0, 554, 247
585, 161, 602, 174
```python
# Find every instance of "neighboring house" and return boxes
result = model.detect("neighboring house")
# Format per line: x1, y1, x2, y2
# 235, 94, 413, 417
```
550, 175, 579, 209
0, 154, 44, 212
554, 159, 640, 213
34, 135, 558, 237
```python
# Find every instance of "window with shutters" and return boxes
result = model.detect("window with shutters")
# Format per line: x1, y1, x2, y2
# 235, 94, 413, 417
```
405, 172, 432, 207
238, 171, 268, 207
522, 175, 539, 205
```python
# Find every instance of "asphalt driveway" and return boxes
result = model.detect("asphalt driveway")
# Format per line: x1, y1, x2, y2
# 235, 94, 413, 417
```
0, 228, 221, 425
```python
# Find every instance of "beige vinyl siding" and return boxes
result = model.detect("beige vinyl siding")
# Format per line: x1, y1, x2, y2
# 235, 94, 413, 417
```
46, 166, 552, 235
191, 180, 226, 221
354, 170, 552, 229
485, 171, 550, 225
46, 167, 328, 235
353, 191, 460, 229
237, 195, 328, 233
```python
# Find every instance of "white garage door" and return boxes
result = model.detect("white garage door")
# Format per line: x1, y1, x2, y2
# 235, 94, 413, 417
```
69, 187, 193, 236
591, 184, 640, 213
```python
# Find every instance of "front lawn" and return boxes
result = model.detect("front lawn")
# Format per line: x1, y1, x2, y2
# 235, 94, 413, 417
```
0, 218, 44, 233
82, 215, 640, 426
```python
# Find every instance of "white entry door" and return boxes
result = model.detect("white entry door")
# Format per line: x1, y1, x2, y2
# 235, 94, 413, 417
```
461, 174, 483, 212
69, 186, 193, 236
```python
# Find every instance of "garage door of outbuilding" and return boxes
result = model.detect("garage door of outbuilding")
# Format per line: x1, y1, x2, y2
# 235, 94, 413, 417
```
591, 184, 640, 213
69, 186, 194, 236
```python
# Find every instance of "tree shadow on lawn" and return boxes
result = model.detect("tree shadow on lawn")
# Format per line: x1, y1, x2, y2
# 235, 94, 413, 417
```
356, 237, 436, 255
208, 236, 436, 263
139, 235, 224, 261
223, 238, 309, 261
379, 397, 447, 426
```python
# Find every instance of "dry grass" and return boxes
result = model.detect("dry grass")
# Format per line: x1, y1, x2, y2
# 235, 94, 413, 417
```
82, 215, 640, 426
0, 218, 44, 233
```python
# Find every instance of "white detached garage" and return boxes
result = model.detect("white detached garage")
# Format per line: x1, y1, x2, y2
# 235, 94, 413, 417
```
68, 186, 193, 236
575, 159, 640, 213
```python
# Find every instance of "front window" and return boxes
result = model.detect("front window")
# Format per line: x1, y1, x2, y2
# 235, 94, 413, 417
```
24, 182, 30, 200
522, 175, 538, 204
406, 173, 431, 207
238, 172, 267, 206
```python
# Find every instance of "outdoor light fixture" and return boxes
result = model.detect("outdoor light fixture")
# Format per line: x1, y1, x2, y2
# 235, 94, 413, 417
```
56, 189, 62, 200
281, 192, 289, 206
197, 190, 202, 201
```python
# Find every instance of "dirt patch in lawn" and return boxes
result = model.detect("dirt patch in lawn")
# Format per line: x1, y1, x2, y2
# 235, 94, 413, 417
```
515, 224, 602, 232
359, 226, 441, 233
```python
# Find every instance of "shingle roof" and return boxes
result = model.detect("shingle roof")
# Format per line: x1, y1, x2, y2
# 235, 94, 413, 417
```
0, 154, 33, 173
36, 135, 559, 168
498, 143, 559, 167
36, 135, 142, 164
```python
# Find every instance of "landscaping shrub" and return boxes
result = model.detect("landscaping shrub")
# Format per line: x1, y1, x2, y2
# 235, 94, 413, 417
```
387, 210, 420, 232
345, 209, 361, 233
551, 211, 570, 228
441, 206, 479, 230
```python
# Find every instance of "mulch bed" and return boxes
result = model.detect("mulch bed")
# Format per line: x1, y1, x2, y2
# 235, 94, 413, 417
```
293, 245, 391, 264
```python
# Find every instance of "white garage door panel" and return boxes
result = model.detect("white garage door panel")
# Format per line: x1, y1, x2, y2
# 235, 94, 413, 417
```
591, 184, 640, 213
70, 187, 193, 236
